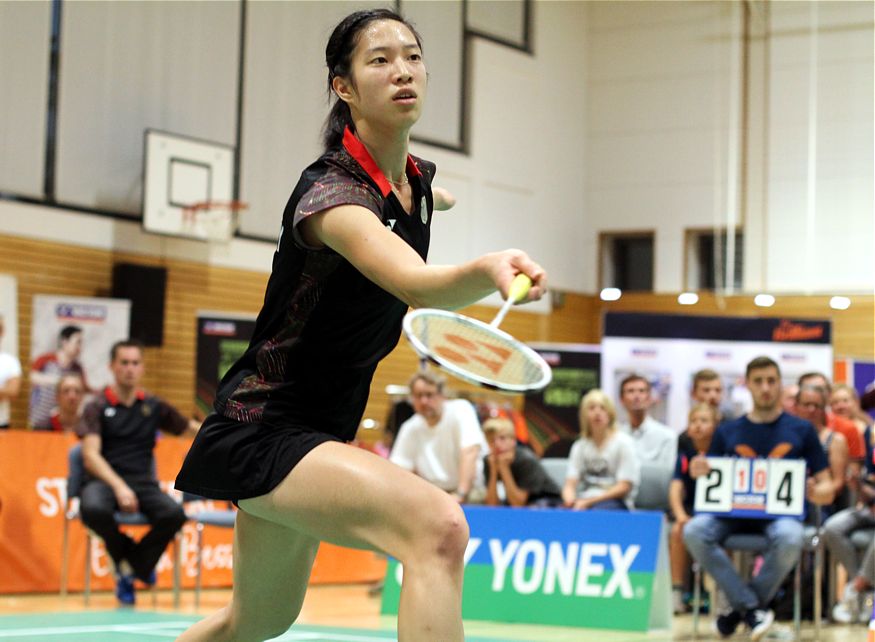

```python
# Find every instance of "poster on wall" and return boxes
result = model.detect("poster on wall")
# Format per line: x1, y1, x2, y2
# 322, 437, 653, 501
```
601, 313, 833, 432
195, 312, 257, 415
0, 275, 19, 359
524, 344, 600, 456
30, 295, 130, 430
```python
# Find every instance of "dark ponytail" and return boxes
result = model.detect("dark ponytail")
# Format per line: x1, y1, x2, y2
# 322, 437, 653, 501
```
322, 8, 422, 151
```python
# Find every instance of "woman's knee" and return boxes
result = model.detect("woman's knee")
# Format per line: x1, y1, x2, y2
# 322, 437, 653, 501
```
409, 497, 469, 567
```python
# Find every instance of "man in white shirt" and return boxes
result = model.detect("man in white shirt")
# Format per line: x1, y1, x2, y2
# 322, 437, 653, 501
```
617, 374, 676, 471
0, 316, 22, 429
390, 372, 488, 503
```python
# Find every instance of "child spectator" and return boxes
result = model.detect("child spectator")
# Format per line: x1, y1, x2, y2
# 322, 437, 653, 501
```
562, 389, 640, 511
668, 402, 717, 614
482, 417, 562, 507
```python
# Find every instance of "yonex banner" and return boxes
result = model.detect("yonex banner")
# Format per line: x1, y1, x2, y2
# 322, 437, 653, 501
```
380, 506, 671, 631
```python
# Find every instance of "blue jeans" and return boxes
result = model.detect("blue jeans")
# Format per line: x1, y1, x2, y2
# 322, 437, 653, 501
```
683, 514, 803, 612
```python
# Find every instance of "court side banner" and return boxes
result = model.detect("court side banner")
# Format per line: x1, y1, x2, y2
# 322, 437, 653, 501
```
0, 432, 385, 593
601, 313, 833, 432
195, 312, 256, 416
381, 507, 671, 631
524, 344, 600, 454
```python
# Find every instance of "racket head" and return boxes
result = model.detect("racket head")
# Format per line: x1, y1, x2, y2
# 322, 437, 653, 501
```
402, 308, 552, 394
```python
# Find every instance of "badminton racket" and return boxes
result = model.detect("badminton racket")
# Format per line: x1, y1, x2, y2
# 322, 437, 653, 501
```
402, 274, 552, 393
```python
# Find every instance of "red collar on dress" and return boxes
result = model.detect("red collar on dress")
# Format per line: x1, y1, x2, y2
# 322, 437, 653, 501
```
342, 126, 421, 198
104, 386, 146, 406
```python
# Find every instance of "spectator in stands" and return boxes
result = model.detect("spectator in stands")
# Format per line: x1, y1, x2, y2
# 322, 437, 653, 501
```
669, 402, 718, 614
830, 383, 871, 435
822, 419, 875, 623
0, 315, 21, 429
692, 368, 724, 417
781, 383, 799, 415
390, 371, 488, 503
77, 340, 199, 605
798, 372, 865, 470
617, 374, 676, 473
482, 417, 561, 507
29, 325, 89, 430
684, 356, 834, 640
562, 389, 639, 511
49, 374, 85, 433
795, 384, 849, 517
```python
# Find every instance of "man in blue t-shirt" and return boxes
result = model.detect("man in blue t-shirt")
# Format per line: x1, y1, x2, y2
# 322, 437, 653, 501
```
684, 356, 834, 640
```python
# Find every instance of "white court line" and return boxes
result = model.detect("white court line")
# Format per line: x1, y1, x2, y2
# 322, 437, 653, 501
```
0, 621, 192, 637
0, 622, 396, 641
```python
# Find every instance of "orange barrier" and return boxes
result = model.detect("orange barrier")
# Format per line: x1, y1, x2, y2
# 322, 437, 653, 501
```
0, 431, 385, 593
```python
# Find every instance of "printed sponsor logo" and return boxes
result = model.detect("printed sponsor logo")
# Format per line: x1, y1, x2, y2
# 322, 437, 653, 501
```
772, 320, 824, 342
705, 351, 731, 360
55, 303, 107, 322
630, 348, 657, 358
203, 321, 236, 336
780, 353, 806, 362
396, 538, 641, 599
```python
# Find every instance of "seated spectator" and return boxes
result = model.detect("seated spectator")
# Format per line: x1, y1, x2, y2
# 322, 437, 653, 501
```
781, 383, 799, 415
562, 389, 640, 511
795, 384, 849, 517
830, 383, 871, 436
679, 368, 726, 452
798, 372, 865, 471
389, 371, 488, 503
0, 315, 21, 429
684, 356, 834, 640
77, 340, 200, 605
30, 325, 89, 430
49, 374, 86, 433
482, 417, 562, 508
668, 403, 717, 614
822, 421, 875, 623
617, 374, 676, 474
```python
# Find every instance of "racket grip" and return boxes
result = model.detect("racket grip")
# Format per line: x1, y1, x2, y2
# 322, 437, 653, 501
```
508, 273, 532, 303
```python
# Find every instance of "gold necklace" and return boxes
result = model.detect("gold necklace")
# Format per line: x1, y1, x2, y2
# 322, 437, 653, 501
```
388, 175, 409, 189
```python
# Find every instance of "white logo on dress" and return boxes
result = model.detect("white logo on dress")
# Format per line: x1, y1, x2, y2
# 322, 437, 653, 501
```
386, 219, 397, 231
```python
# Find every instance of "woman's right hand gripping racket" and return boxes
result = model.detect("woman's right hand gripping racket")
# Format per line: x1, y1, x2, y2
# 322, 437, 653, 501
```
402, 274, 552, 394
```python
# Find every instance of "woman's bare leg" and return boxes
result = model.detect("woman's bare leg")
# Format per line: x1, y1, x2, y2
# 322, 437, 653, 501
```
176, 441, 467, 642
176, 509, 319, 642
241, 441, 467, 641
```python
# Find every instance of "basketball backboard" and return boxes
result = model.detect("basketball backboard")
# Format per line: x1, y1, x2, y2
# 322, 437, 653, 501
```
143, 129, 235, 241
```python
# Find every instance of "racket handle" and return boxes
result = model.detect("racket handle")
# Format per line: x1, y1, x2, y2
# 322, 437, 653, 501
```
508, 273, 532, 304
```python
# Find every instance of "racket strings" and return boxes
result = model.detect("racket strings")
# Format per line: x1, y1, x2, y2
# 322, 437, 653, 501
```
407, 313, 548, 389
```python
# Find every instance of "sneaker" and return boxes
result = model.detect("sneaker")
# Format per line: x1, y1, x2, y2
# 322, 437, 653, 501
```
743, 608, 774, 642
712, 610, 742, 638
115, 574, 135, 606
832, 582, 860, 624
858, 590, 873, 624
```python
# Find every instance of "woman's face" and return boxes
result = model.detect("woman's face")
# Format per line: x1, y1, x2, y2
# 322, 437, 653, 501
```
585, 402, 610, 432
687, 409, 715, 444
340, 20, 426, 131
829, 389, 855, 418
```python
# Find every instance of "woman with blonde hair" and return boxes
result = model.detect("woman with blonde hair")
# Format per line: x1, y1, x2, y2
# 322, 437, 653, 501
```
562, 389, 640, 511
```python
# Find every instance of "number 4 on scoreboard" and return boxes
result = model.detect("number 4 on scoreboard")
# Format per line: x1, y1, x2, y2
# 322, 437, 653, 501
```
765, 459, 806, 516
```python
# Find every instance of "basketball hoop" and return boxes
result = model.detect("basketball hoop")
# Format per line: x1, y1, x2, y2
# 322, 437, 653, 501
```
180, 200, 247, 243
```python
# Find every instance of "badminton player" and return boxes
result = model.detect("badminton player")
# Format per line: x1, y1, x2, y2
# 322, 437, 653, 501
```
175, 8, 546, 641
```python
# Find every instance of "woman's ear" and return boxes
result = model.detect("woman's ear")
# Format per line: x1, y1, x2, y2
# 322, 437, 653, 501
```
332, 75, 354, 104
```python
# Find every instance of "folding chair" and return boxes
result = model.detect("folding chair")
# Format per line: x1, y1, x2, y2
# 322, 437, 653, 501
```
60, 444, 182, 607
691, 533, 804, 640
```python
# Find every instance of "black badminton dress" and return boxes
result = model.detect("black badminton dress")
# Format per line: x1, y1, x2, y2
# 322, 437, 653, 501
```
175, 128, 434, 500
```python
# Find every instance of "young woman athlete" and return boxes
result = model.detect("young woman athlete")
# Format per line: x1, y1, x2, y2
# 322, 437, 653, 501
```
174, 9, 547, 642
